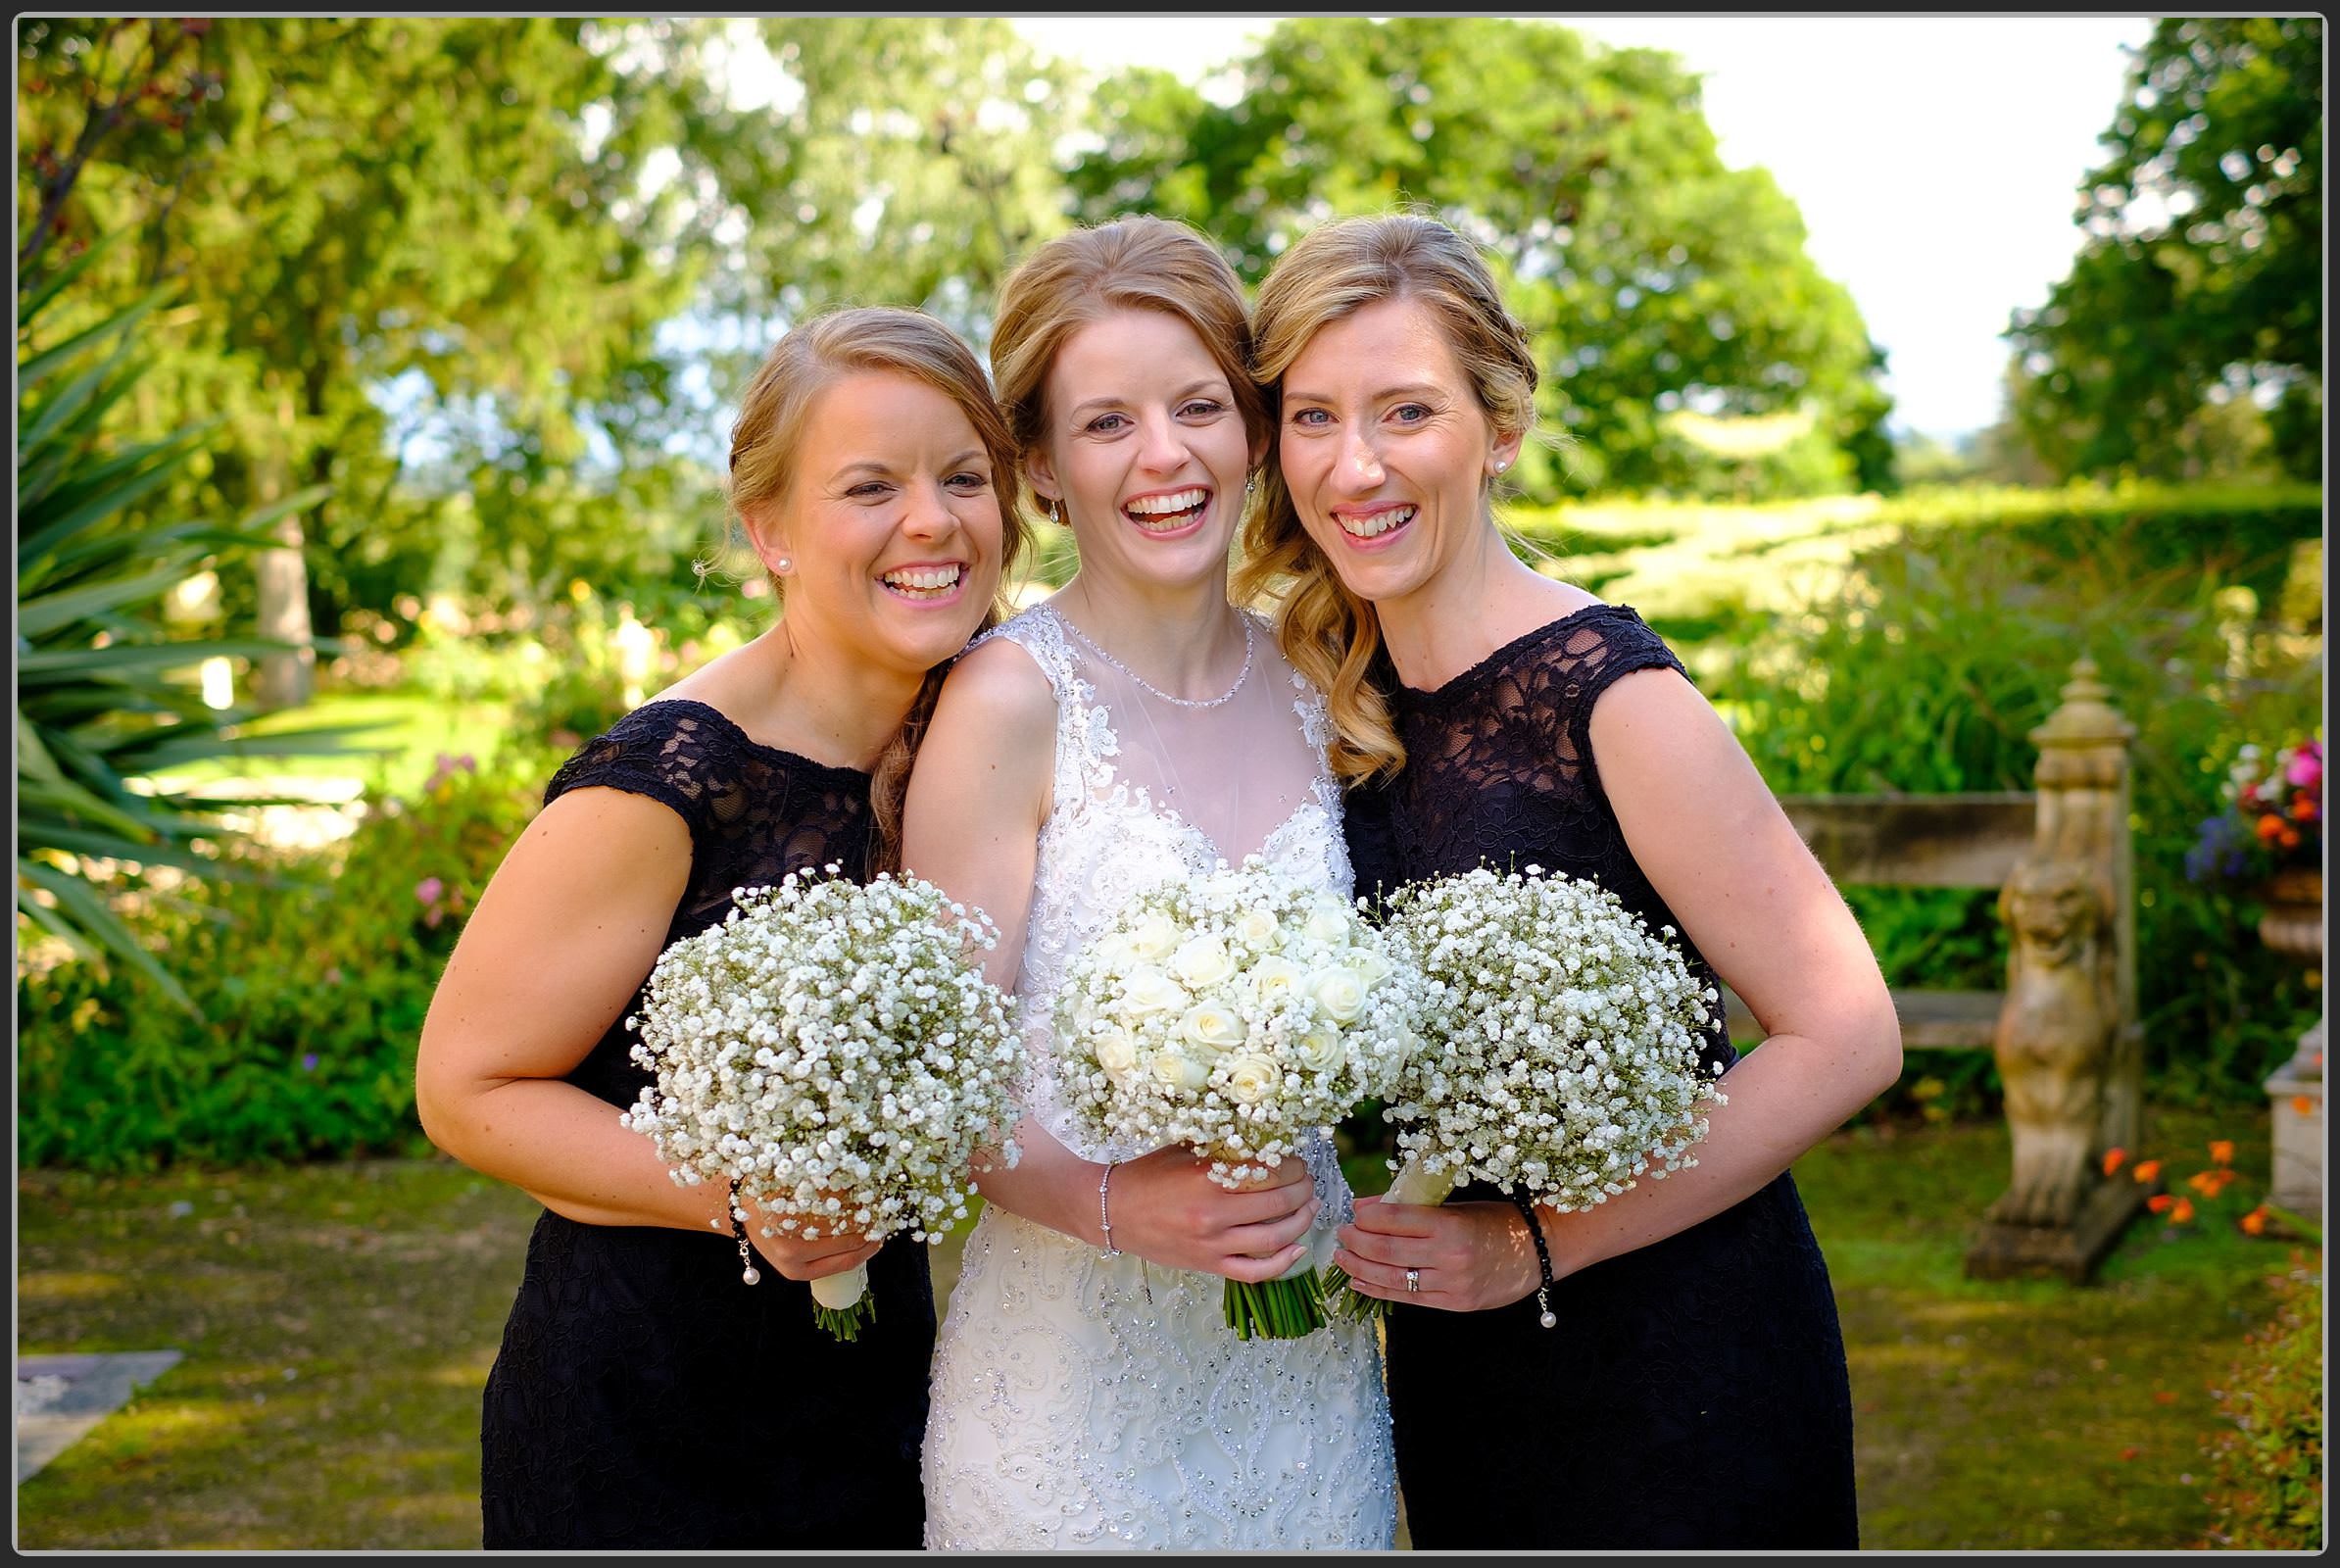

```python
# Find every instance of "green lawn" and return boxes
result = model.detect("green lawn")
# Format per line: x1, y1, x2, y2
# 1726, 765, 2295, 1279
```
15, 1104, 2303, 1549
155, 691, 519, 804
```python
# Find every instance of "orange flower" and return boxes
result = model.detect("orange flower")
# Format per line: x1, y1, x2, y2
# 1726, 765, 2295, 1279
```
2279, 827, 2300, 850
2209, 1140, 2234, 1166
2131, 1159, 2163, 1184
2293, 1096, 2317, 1116
2293, 796, 2318, 820
2148, 1193, 2175, 1214
2170, 1197, 2195, 1223
2241, 1206, 2269, 1236
2258, 813, 2287, 841
2102, 1148, 2127, 1177
2187, 1170, 2222, 1198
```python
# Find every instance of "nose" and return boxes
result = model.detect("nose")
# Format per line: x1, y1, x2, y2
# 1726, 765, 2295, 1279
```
1135, 410, 1187, 475
1337, 423, 1385, 490
900, 475, 956, 542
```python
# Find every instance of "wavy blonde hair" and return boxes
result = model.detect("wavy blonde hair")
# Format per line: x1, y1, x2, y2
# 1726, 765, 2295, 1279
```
1236, 213, 1540, 786
724, 305, 1030, 871
989, 215, 1269, 507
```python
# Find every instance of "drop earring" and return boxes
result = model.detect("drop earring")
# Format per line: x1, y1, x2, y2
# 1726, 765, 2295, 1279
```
1043, 498, 1061, 524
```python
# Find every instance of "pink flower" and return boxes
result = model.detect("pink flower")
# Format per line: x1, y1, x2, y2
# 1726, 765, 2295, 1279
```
2285, 749, 2320, 790
415, 877, 445, 906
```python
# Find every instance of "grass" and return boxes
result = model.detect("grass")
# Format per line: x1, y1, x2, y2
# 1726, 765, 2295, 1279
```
15, 1104, 2309, 1550
154, 691, 520, 803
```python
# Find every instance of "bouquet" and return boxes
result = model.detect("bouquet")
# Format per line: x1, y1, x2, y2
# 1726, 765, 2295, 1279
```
1053, 857, 1419, 1340
621, 864, 1025, 1341
2186, 738, 2322, 886
1323, 864, 1726, 1323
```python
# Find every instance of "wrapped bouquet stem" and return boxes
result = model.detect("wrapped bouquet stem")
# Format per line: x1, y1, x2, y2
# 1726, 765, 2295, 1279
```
1322, 863, 1727, 1324
623, 865, 1027, 1342
1054, 858, 1420, 1341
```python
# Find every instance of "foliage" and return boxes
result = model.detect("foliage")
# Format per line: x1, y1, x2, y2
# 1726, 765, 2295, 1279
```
1067, 16, 1895, 499
16, 756, 543, 1169
15, 242, 371, 1009
1701, 491, 2322, 1110
2008, 19, 2322, 484
2198, 1255, 2325, 1549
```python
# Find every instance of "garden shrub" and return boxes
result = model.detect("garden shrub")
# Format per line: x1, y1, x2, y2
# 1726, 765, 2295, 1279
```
2199, 1255, 2324, 1550
17, 753, 546, 1170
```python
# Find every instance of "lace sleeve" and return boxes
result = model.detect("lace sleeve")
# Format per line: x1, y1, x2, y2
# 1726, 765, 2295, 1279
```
541, 700, 721, 841
1549, 608, 1691, 804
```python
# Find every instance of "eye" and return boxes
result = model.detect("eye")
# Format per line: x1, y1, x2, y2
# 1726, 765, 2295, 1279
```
1085, 412, 1130, 434
1287, 407, 1331, 428
1389, 403, 1434, 424
947, 470, 991, 491
846, 480, 891, 499
1179, 398, 1225, 419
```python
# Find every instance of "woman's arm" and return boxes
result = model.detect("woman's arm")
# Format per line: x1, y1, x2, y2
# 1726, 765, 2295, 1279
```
902, 637, 1318, 1281
414, 785, 881, 1282
1337, 663, 1901, 1308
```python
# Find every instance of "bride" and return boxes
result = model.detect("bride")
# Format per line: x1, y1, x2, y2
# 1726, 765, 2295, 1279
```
902, 215, 1397, 1550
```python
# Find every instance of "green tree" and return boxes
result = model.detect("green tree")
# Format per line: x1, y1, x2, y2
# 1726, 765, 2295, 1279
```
16, 19, 711, 703
1066, 17, 1892, 498
2008, 18, 2321, 482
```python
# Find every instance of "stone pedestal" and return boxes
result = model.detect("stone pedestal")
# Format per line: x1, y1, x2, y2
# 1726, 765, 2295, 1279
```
1967, 1173, 2154, 1284
2265, 1016, 2324, 1216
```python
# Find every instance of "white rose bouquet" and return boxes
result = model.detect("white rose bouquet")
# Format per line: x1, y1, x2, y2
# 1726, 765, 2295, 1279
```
1053, 856, 1419, 1341
621, 864, 1025, 1341
1323, 864, 1727, 1323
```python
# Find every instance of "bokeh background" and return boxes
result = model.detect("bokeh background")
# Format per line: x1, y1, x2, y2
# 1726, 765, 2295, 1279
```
15, 16, 2323, 1550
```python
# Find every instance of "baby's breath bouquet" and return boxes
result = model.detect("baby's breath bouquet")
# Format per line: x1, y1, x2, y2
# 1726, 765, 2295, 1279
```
1324, 864, 1726, 1323
1054, 856, 1419, 1341
621, 864, 1025, 1341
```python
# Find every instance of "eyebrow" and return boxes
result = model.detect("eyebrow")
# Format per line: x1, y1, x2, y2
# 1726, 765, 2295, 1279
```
830, 448, 989, 481
1284, 380, 1445, 406
1066, 377, 1231, 420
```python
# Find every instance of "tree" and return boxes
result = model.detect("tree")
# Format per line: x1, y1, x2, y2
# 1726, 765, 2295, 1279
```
1065, 17, 1892, 498
16, 19, 712, 704
2008, 18, 2321, 482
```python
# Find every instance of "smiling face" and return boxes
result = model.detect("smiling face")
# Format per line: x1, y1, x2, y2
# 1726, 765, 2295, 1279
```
745, 370, 1005, 683
1028, 308, 1260, 597
1276, 295, 1523, 611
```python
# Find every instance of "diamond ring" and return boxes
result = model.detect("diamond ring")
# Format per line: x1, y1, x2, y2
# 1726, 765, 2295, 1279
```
1404, 1268, 1421, 1294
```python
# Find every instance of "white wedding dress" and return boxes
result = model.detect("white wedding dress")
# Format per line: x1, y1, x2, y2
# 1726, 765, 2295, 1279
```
920, 600, 1398, 1550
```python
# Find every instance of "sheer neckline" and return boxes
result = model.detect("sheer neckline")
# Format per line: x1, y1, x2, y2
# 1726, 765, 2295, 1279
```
634, 697, 874, 780
1390, 602, 1645, 708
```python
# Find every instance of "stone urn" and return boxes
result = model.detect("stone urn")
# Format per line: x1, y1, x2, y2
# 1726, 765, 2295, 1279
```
2259, 867, 2323, 1216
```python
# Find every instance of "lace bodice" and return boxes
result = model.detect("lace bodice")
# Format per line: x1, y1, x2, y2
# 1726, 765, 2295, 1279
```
921, 599, 1395, 1551
979, 601, 1349, 1160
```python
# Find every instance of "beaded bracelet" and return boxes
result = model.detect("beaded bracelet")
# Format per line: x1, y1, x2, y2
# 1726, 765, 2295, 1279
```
729, 1178, 760, 1286
1098, 1160, 1122, 1259
1507, 1188, 1556, 1329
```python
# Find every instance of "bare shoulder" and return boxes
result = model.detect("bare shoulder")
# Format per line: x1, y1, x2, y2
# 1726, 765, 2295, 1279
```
934, 632, 1057, 737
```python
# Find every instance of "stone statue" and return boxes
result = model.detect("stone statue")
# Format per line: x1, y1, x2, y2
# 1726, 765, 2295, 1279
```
1987, 858, 2119, 1228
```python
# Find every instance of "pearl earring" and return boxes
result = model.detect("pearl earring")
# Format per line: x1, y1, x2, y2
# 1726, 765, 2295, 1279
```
1244, 474, 1256, 497
774, 556, 791, 572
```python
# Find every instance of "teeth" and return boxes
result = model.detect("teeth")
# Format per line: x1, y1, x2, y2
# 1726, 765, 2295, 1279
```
1126, 488, 1208, 518
883, 564, 961, 595
1339, 505, 1416, 539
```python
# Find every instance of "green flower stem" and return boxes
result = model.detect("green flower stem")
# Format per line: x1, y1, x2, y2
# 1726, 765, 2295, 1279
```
1321, 1155, 1459, 1322
1224, 1273, 1327, 1340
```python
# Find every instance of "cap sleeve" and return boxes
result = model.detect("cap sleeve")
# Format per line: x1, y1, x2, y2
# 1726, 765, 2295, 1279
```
1545, 606, 1691, 793
541, 701, 724, 841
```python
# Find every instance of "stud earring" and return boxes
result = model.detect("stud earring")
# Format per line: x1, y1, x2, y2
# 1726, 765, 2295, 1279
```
774, 556, 791, 572
1244, 474, 1256, 497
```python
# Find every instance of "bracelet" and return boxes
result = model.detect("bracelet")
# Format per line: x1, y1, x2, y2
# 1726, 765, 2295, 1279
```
1097, 1160, 1122, 1259
1507, 1188, 1556, 1329
730, 1178, 760, 1286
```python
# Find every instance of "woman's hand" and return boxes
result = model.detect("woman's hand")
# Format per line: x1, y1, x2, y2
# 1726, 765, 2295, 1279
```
1107, 1147, 1320, 1282
1332, 1195, 1540, 1312
738, 1192, 887, 1283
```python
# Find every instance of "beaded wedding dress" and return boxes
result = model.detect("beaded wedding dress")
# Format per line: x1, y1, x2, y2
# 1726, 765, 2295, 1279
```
919, 600, 1398, 1550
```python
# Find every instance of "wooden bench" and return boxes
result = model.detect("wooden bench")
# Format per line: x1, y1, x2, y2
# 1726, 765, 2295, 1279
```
1719, 659, 2150, 1283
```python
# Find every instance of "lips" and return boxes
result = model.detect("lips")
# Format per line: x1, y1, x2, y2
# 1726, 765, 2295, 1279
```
1333, 503, 1416, 543
879, 562, 965, 602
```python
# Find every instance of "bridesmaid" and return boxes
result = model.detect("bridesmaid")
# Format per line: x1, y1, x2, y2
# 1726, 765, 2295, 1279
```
414, 306, 1027, 1547
1238, 212, 1902, 1549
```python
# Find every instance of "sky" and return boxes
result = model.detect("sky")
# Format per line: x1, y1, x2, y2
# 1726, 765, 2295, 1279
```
1012, 14, 2158, 441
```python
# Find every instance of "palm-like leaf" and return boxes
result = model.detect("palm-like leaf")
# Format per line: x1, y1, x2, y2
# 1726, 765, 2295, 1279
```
17, 268, 380, 1011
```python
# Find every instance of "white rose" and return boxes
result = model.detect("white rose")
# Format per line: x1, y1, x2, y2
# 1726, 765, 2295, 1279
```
1235, 906, 1281, 948
1128, 911, 1180, 961
1294, 1021, 1344, 1072
1094, 1028, 1139, 1084
1150, 1048, 1209, 1094
1178, 1000, 1247, 1057
1171, 935, 1236, 989
1307, 965, 1369, 1025
1093, 930, 1138, 974
1351, 945, 1395, 988
1302, 899, 1354, 946
1220, 1053, 1282, 1105
1250, 955, 1305, 1004
1120, 966, 1189, 1017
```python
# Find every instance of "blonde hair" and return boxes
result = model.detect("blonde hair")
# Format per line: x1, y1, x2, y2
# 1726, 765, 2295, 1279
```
990, 215, 1269, 498
723, 305, 1031, 871
1236, 213, 1540, 786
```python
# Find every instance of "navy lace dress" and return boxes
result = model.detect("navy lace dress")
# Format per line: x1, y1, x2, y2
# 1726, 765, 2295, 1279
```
479, 700, 935, 1549
1346, 606, 1858, 1550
